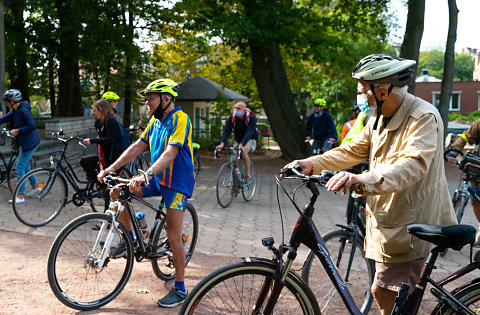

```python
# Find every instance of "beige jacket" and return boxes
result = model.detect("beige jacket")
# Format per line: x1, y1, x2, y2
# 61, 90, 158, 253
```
307, 93, 457, 263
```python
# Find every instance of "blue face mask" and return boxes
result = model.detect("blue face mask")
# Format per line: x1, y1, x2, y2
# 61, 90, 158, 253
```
356, 94, 375, 116
314, 112, 323, 118
234, 110, 245, 118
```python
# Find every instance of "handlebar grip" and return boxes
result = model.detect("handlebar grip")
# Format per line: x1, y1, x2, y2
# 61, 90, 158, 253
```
444, 148, 464, 162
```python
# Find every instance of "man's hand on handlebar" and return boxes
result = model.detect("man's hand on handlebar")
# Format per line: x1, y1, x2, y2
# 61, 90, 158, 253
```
216, 143, 224, 152
97, 168, 113, 184
325, 171, 364, 195
129, 174, 146, 192
284, 160, 313, 174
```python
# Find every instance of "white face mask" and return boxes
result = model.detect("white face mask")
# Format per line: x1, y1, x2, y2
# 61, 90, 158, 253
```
356, 94, 375, 116
234, 110, 245, 118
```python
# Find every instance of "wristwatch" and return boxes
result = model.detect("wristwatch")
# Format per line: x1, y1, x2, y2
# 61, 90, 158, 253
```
147, 169, 154, 179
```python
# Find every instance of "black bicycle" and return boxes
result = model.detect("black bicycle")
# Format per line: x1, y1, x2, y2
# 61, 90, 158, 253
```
47, 170, 199, 311
0, 127, 34, 192
181, 166, 480, 314
12, 131, 127, 227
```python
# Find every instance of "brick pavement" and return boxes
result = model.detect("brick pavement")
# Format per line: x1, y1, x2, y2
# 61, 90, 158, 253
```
0, 152, 479, 313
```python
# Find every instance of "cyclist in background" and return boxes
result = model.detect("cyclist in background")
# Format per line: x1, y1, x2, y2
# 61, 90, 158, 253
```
341, 103, 360, 142
287, 54, 456, 315
0, 89, 41, 204
216, 101, 258, 182
305, 98, 337, 155
95, 91, 121, 132
80, 99, 123, 185
97, 79, 195, 308
447, 120, 480, 244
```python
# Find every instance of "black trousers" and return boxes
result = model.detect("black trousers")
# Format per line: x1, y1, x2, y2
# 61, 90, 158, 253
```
80, 154, 100, 182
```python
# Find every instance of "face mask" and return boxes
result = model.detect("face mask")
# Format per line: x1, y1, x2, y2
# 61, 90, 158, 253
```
314, 112, 323, 118
234, 110, 244, 118
356, 94, 375, 116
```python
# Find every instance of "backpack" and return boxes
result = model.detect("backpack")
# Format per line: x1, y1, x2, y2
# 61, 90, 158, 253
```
232, 108, 255, 126
105, 118, 132, 161
116, 120, 133, 151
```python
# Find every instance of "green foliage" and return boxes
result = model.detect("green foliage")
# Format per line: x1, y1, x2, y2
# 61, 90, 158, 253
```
449, 111, 480, 122
418, 49, 475, 81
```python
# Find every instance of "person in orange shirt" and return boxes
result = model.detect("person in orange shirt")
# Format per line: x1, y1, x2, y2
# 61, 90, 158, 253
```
341, 103, 360, 142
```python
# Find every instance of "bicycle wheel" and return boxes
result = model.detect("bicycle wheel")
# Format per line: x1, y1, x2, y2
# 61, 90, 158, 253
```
193, 150, 201, 177
431, 282, 480, 314
8, 157, 34, 192
47, 213, 134, 311
180, 260, 320, 314
216, 163, 235, 208
452, 191, 469, 224
151, 202, 199, 280
241, 160, 257, 201
12, 168, 68, 227
301, 229, 375, 314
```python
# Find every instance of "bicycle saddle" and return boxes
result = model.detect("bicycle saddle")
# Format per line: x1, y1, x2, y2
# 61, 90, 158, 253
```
407, 224, 476, 250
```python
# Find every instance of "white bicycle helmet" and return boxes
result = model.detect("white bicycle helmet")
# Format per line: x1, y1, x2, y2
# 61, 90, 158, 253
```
352, 54, 416, 87
3, 89, 22, 102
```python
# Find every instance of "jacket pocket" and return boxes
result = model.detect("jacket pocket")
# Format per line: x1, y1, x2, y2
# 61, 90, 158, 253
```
375, 207, 416, 256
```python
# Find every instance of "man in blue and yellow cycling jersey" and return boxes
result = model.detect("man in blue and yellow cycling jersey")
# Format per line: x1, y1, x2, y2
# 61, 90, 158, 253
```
98, 79, 195, 308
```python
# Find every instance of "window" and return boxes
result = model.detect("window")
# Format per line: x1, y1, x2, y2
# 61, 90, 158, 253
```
432, 91, 461, 111
478, 92, 480, 110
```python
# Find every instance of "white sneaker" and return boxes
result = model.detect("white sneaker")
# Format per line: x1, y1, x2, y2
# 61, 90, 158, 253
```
9, 197, 25, 204
26, 187, 43, 197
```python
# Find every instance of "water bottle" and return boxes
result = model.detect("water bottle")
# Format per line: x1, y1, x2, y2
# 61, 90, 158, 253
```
235, 166, 241, 177
135, 212, 149, 238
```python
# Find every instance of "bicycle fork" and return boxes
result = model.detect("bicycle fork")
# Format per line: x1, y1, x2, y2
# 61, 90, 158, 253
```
253, 239, 297, 315
89, 201, 124, 268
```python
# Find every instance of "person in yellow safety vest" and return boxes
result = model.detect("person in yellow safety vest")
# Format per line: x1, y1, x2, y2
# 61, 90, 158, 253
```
341, 104, 360, 142
341, 111, 370, 146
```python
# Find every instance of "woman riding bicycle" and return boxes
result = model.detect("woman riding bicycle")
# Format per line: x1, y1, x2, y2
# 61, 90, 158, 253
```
0, 89, 41, 204
80, 99, 123, 186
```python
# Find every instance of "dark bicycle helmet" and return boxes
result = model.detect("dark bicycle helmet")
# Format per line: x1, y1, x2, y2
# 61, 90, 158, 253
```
352, 54, 417, 87
3, 89, 22, 102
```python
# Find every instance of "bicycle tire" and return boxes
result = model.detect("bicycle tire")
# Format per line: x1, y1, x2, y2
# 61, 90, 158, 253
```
151, 202, 199, 280
241, 160, 257, 201
47, 213, 134, 311
216, 163, 235, 208
180, 260, 320, 314
431, 281, 480, 314
301, 229, 375, 314
193, 150, 201, 177
8, 157, 34, 192
12, 168, 68, 227
453, 191, 469, 224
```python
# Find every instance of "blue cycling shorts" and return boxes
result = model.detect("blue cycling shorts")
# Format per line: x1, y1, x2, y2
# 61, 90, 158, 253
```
468, 185, 480, 203
141, 177, 187, 211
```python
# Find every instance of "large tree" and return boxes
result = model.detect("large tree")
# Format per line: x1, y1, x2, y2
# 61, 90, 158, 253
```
399, 0, 425, 94
176, 0, 390, 160
439, 0, 458, 138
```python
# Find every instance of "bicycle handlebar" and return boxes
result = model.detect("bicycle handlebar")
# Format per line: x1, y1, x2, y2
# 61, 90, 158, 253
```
279, 165, 334, 187
214, 146, 242, 160
104, 169, 150, 188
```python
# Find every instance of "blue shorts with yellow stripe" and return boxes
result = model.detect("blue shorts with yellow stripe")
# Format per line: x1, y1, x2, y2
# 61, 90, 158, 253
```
141, 178, 188, 211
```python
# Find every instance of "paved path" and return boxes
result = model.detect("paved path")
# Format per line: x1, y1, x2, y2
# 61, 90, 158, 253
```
0, 153, 477, 270
0, 151, 479, 314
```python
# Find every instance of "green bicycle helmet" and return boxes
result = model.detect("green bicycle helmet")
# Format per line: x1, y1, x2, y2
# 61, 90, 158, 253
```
352, 54, 416, 87
141, 79, 179, 97
313, 98, 326, 107
101, 91, 120, 102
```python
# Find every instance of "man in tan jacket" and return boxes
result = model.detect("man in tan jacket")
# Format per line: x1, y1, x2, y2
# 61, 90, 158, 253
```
288, 54, 457, 314
447, 120, 480, 242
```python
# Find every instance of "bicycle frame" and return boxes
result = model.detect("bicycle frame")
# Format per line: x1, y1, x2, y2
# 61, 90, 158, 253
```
261, 174, 363, 315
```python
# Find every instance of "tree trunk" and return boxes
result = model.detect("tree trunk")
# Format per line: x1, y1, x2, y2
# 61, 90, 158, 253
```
400, 0, 426, 94
439, 0, 458, 139
123, 10, 134, 127
9, 0, 29, 102
250, 43, 309, 160
54, 0, 82, 117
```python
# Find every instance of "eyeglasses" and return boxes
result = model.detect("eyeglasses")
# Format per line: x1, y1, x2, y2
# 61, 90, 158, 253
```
145, 94, 160, 102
